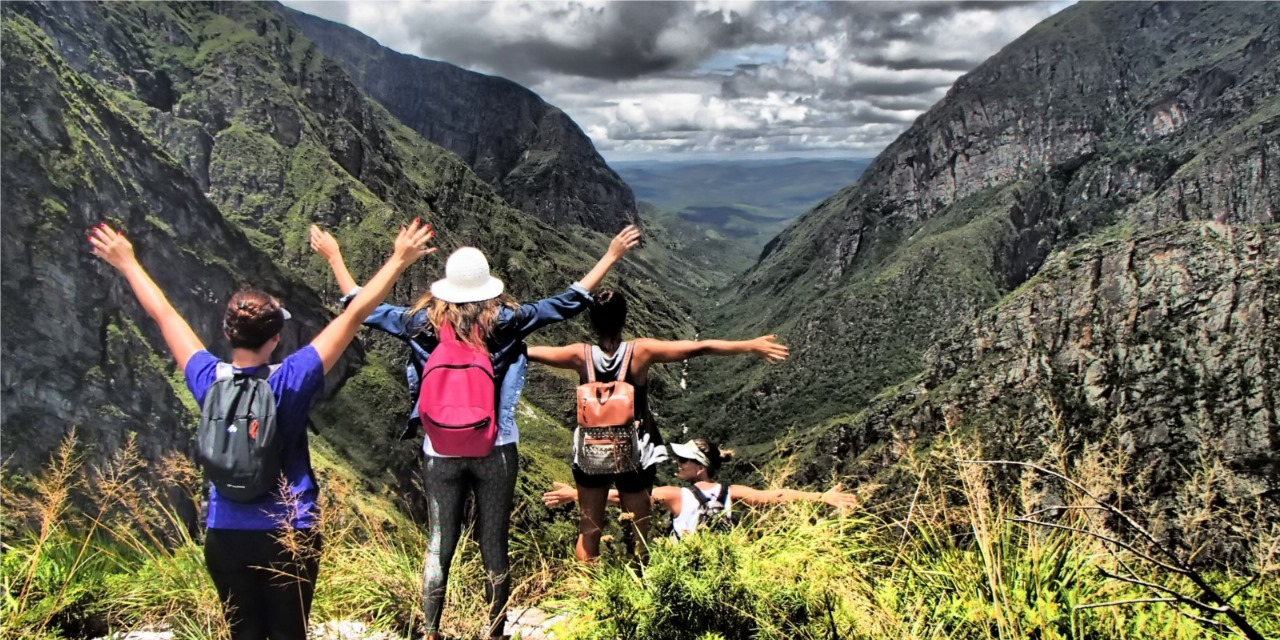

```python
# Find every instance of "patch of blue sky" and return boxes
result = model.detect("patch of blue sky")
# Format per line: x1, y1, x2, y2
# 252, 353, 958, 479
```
696, 44, 788, 75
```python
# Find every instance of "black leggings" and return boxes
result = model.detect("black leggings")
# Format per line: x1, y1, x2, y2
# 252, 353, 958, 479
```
422, 443, 518, 637
204, 528, 323, 640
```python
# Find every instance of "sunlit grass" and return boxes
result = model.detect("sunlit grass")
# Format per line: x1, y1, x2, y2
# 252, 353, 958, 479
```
4, 428, 1276, 639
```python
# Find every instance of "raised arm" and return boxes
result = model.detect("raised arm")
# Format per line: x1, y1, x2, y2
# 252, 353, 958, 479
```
309, 224, 360, 294
310, 220, 436, 372
728, 483, 858, 510
633, 334, 789, 369
89, 224, 205, 370
577, 225, 641, 293
526, 344, 588, 372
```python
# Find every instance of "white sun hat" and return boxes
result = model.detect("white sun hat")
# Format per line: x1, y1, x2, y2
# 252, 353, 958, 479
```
669, 440, 711, 468
430, 247, 505, 303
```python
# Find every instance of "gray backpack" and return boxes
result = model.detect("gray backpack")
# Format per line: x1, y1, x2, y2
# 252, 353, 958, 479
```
195, 364, 282, 502
690, 484, 737, 533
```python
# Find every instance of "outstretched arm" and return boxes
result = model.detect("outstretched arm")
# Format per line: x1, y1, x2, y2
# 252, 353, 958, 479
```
543, 482, 682, 513
728, 483, 858, 510
526, 344, 588, 372
310, 224, 360, 294
89, 224, 205, 370
633, 335, 789, 369
310, 220, 436, 372
576, 225, 641, 292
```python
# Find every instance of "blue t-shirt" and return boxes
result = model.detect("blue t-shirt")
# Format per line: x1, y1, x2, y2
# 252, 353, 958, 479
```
185, 346, 325, 530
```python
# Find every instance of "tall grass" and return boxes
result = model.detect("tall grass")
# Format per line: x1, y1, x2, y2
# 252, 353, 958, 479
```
1, 429, 580, 639
4, 429, 1275, 639
2, 430, 225, 640
547, 432, 1279, 640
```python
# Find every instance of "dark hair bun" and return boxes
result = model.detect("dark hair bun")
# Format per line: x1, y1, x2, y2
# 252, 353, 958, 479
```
588, 289, 627, 339
224, 290, 284, 349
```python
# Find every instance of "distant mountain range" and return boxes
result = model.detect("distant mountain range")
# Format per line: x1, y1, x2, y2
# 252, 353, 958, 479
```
614, 158, 871, 272
282, 4, 639, 233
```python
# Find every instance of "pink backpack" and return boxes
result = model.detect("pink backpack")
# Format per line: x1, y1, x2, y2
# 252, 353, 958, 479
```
417, 322, 498, 457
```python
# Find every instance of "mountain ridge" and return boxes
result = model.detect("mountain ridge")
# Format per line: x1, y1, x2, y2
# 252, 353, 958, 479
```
0, 1, 693, 518
678, 0, 1278, 437
280, 4, 639, 233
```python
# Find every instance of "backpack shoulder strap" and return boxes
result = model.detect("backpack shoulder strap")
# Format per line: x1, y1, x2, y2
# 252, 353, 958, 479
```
618, 342, 634, 380
215, 363, 275, 382
438, 321, 457, 342
214, 362, 236, 382
720, 484, 729, 508
583, 344, 595, 383
689, 483, 713, 509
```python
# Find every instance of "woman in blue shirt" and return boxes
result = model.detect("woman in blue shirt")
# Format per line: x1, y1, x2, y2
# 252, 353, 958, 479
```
310, 224, 640, 640
89, 220, 437, 640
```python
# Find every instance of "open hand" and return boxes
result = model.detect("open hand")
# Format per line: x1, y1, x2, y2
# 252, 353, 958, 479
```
309, 225, 342, 262
608, 224, 642, 258
752, 335, 790, 364
821, 483, 859, 511
88, 223, 137, 272
542, 482, 578, 507
392, 218, 436, 265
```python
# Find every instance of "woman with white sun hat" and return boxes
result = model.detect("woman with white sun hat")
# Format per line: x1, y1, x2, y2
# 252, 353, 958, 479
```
311, 222, 641, 640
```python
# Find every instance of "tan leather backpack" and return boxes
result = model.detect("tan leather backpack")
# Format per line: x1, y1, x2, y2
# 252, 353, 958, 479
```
574, 343, 641, 475
576, 343, 635, 427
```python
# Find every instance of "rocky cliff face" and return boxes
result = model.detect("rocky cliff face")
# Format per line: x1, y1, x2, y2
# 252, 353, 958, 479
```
0, 2, 691, 504
678, 1, 1278, 450
281, 6, 639, 233
1, 6, 358, 479
788, 221, 1278, 556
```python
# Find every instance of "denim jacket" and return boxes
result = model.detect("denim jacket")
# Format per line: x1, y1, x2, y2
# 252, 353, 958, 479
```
341, 283, 593, 456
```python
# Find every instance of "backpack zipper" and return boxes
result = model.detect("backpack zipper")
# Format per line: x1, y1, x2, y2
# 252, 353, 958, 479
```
426, 416, 492, 430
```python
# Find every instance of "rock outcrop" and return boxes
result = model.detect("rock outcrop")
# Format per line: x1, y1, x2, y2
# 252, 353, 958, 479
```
789, 222, 1278, 556
679, 1, 1278, 448
0, 2, 690, 502
281, 5, 638, 232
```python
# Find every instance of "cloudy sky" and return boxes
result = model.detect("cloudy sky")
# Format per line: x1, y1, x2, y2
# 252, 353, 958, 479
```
283, 1, 1073, 161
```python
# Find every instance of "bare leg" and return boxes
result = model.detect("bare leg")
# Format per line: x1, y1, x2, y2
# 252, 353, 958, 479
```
576, 483, 611, 562
618, 489, 653, 563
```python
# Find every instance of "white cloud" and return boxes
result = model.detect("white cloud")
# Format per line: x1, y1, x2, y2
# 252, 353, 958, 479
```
283, 1, 1074, 160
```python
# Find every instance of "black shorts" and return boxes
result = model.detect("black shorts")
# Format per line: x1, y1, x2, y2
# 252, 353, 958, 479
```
573, 464, 657, 494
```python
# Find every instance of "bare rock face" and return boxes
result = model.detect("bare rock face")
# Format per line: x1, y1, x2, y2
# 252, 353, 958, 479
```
790, 222, 1278, 556
1, 2, 692, 511
680, 2, 1279, 452
282, 6, 639, 233
0, 6, 358, 482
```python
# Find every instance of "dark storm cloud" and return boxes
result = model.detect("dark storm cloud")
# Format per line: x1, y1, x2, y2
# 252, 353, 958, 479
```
393, 1, 774, 83
281, 0, 1071, 159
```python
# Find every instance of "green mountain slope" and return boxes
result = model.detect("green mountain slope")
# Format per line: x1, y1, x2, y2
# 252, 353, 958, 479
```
786, 221, 1279, 556
0, 1, 694, 516
281, 4, 639, 233
675, 1, 1278, 455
